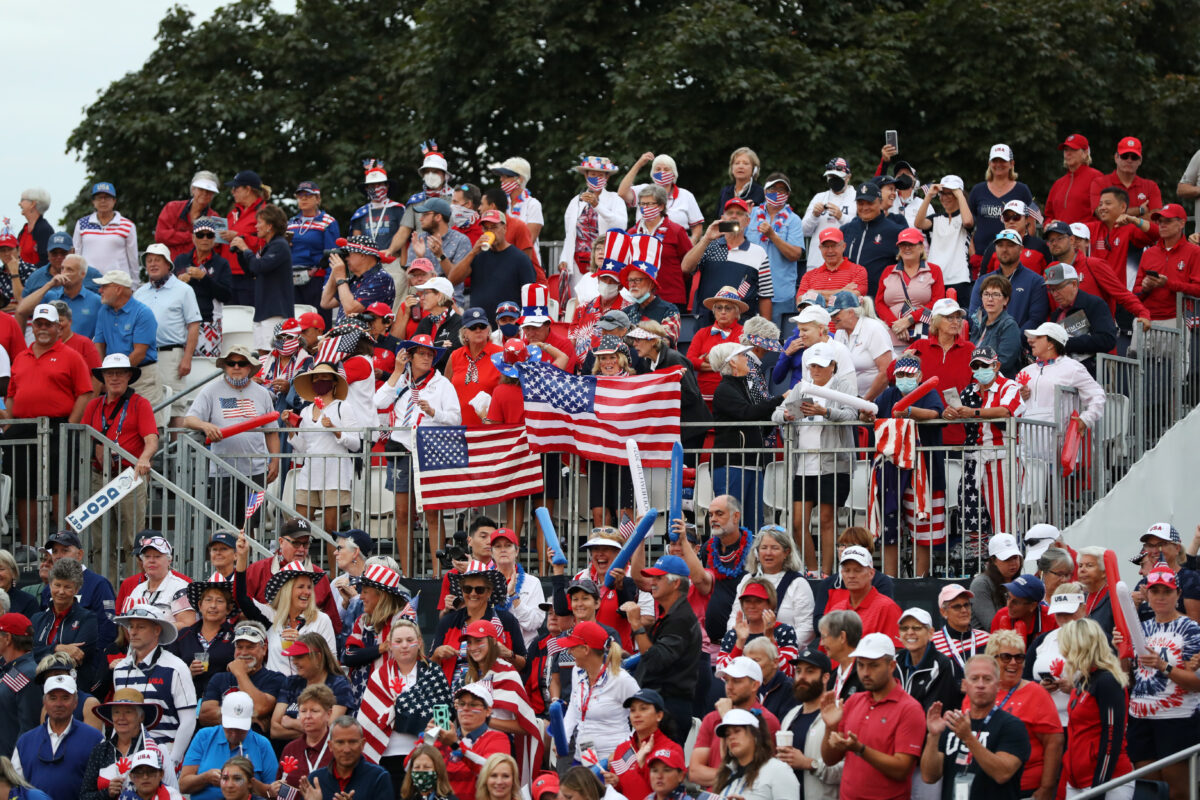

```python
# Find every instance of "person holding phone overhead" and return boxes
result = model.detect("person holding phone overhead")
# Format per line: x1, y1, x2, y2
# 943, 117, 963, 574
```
802, 157, 857, 272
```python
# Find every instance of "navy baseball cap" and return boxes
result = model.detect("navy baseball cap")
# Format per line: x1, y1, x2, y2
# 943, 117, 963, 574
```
91, 182, 116, 197
47, 232, 73, 252
339, 528, 376, 556
792, 645, 832, 672
414, 198, 452, 220
1003, 574, 1045, 601
44, 530, 82, 550
208, 531, 237, 550
872, 175, 897, 187
623, 688, 666, 710
970, 346, 999, 366
225, 170, 263, 189
463, 307, 489, 329
539, 587, 571, 616
856, 181, 882, 200
1043, 220, 1072, 238
295, 180, 321, 195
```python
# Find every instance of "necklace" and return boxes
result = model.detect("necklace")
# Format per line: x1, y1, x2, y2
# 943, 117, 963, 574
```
705, 530, 751, 579
497, 566, 525, 612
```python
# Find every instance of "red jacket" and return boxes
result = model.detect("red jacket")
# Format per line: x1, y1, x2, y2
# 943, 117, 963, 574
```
1134, 238, 1200, 320
245, 556, 342, 634
628, 218, 693, 305
687, 323, 744, 396
1086, 218, 1158, 283
436, 727, 510, 800
1089, 171, 1163, 215
1065, 670, 1133, 789
1057, 253, 1151, 319
227, 198, 265, 275
1044, 165, 1104, 225
154, 198, 221, 260
612, 732, 683, 800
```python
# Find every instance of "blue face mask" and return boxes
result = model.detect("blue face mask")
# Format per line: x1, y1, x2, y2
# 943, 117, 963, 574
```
895, 376, 919, 394
499, 322, 519, 339
631, 290, 651, 304
972, 367, 996, 385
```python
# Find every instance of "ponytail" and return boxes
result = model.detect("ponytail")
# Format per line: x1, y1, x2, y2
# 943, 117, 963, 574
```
605, 640, 624, 674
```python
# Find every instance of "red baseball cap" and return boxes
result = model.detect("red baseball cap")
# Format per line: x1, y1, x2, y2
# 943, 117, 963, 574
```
647, 746, 685, 770
897, 227, 924, 245
281, 641, 311, 657
739, 583, 770, 601
531, 772, 560, 800
1117, 136, 1142, 156
723, 198, 750, 213
0, 613, 32, 637
1145, 561, 1178, 589
556, 620, 609, 650
480, 210, 505, 225
365, 302, 394, 320
298, 312, 325, 332
490, 528, 519, 546
1153, 204, 1187, 221
464, 619, 498, 640
373, 349, 396, 374
1058, 133, 1090, 151
408, 258, 435, 274
818, 228, 844, 244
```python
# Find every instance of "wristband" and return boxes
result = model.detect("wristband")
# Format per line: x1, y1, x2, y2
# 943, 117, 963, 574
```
632, 627, 647, 637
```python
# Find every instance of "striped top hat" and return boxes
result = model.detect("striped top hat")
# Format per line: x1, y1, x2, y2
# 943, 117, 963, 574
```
619, 234, 662, 290
601, 229, 632, 276
359, 563, 407, 597
519, 283, 552, 326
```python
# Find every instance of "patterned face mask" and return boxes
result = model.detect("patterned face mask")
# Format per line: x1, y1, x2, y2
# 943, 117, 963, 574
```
639, 203, 663, 221
651, 170, 675, 186
369, 184, 388, 203
500, 178, 522, 196
765, 191, 789, 207
586, 176, 607, 192
411, 771, 436, 792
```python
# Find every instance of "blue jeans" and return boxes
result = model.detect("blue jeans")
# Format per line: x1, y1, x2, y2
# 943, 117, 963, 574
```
712, 466, 762, 532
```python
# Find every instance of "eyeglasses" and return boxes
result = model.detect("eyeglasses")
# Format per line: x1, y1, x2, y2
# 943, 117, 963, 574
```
712, 304, 737, 313
1001, 214, 1023, 222
140, 536, 170, 551
945, 601, 972, 612
233, 626, 264, 639
225, 360, 250, 368
1119, 153, 1141, 160
995, 652, 1025, 663
282, 536, 310, 545
454, 701, 486, 711
460, 585, 491, 596
898, 625, 927, 634
981, 291, 1006, 299
194, 231, 216, 239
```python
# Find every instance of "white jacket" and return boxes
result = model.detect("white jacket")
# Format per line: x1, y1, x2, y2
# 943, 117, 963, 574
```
373, 368, 462, 449
560, 190, 628, 285
780, 705, 842, 800
289, 399, 361, 492
801, 188, 857, 269
1015, 357, 1105, 429
726, 570, 817, 647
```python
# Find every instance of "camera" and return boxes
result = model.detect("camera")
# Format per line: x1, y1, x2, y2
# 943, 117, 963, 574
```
435, 529, 470, 571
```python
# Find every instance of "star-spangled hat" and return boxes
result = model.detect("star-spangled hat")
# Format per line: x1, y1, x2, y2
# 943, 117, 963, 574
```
358, 563, 409, 597
518, 283, 552, 327
447, 560, 507, 606
186, 572, 238, 613
575, 155, 619, 174
619, 234, 662, 290
264, 560, 326, 604
491, 337, 542, 378
601, 229, 632, 276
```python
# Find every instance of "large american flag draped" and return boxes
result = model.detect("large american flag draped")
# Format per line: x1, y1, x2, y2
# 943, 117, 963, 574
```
413, 425, 544, 511
517, 360, 682, 468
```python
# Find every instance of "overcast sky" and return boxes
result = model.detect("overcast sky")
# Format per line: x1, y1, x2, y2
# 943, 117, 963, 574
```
0, 0, 293, 233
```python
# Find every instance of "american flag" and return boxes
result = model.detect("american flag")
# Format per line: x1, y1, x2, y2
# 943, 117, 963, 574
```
315, 335, 345, 365
737, 275, 751, 298
277, 785, 299, 800
219, 396, 258, 419
609, 748, 637, 775
413, 425, 544, 511
315, 324, 363, 366
1028, 202, 1045, 225
398, 591, 420, 621
77, 213, 136, 238
518, 361, 681, 469
1, 670, 29, 693
617, 513, 635, 542
245, 491, 265, 517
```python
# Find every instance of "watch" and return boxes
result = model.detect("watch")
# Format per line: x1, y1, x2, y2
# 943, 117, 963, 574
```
336, 279, 350, 286
632, 627, 647, 637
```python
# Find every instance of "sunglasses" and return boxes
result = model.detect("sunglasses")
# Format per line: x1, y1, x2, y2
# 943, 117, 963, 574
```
460, 585, 491, 596
1119, 153, 1141, 160
233, 626, 263, 639
194, 231, 216, 239
225, 360, 251, 368
995, 652, 1025, 663
944, 601, 972, 612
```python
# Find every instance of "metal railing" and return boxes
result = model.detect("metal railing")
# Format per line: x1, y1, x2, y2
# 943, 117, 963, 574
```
1071, 740, 1200, 799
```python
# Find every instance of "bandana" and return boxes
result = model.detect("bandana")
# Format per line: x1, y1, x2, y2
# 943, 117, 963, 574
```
651, 170, 675, 187
500, 178, 522, 196
586, 176, 607, 192
639, 203, 663, 222
464, 348, 488, 384
369, 184, 388, 204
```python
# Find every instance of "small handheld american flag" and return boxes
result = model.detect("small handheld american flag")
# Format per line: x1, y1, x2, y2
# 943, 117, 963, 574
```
736, 276, 750, 298
245, 491, 266, 517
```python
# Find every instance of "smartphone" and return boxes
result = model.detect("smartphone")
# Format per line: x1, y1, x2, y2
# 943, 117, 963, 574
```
885, 130, 899, 151
718, 220, 739, 233
1146, 270, 1161, 278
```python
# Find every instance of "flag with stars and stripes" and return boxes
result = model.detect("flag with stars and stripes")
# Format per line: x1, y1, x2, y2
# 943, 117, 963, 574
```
245, 491, 266, 517
219, 396, 258, 419
413, 425, 543, 511
1, 669, 29, 693
398, 592, 419, 622
737, 275, 751, 298
518, 360, 681, 469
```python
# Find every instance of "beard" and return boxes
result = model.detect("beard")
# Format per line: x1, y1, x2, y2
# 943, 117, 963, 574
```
794, 678, 824, 703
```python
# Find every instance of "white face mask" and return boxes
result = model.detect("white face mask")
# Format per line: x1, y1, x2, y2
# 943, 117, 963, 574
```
597, 281, 619, 300
423, 171, 444, 190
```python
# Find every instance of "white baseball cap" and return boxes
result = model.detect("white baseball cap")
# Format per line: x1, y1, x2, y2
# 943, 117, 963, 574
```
1025, 524, 1061, 543
989, 144, 1014, 161
129, 748, 163, 772
805, 342, 836, 368
31, 304, 59, 323
419, 276, 454, 302
43, 674, 76, 695
930, 297, 962, 318
1024, 321, 1069, 346
1048, 592, 1086, 614
939, 175, 964, 192
191, 171, 220, 193
716, 655, 763, 683
988, 533, 1022, 561
143, 243, 172, 264
848, 632, 897, 660
94, 269, 133, 289
1069, 222, 1091, 240
899, 607, 933, 628
715, 708, 762, 736
1002, 200, 1027, 217
221, 691, 254, 731
839, 545, 873, 567
793, 305, 831, 326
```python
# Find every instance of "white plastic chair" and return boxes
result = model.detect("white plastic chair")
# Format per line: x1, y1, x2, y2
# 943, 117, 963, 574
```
762, 460, 791, 512
1102, 392, 1130, 457
221, 305, 256, 333
944, 459, 963, 510
693, 462, 714, 510
0, 473, 11, 537
220, 331, 256, 353
293, 304, 318, 318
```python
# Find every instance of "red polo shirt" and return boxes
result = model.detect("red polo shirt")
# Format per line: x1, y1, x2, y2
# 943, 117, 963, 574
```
687, 322, 744, 396
796, 258, 869, 300
693, 702, 781, 774
7, 340, 91, 418
83, 390, 158, 464
1044, 165, 1105, 225
62, 334, 102, 371
825, 586, 902, 644
1086, 219, 1159, 284
1089, 171, 1163, 215
0, 311, 27, 359
837, 682, 925, 800
630, 218, 693, 304
1134, 238, 1200, 320
908, 335, 973, 445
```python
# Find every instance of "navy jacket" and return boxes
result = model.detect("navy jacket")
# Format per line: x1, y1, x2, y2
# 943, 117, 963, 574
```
1049, 288, 1117, 368
32, 602, 101, 691
15, 721, 104, 800
237, 236, 295, 321
310, 759, 394, 798
840, 215, 905, 295
40, 568, 116, 656
967, 264, 1049, 331
0, 652, 41, 756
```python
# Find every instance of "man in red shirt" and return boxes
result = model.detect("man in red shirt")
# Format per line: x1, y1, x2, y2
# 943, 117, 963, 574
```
1134, 204, 1200, 322
1044, 133, 1105, 226
51, 301, 102, 377
82, 353, 159, 575
243, 517, 341, 633
1043, 221, 1151, 324
796, 228, 868, 303
2, 303, 92, 543
824, 546, 902, 644
1088, 136, 1163, 218
0, 309, 26, 362
1087, 186, 1159, 284
820, 632, 925, 800
687, 655, 781, 787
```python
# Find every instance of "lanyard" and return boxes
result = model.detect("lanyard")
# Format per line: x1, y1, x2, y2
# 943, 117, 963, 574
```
942, 627, 976, 670
364, 204, 387, 242
95, 389, 133, 442
578, 663, 608, 722
305, 734, 330, 774
834, 662, 854, 698
986, 684, 1020, 725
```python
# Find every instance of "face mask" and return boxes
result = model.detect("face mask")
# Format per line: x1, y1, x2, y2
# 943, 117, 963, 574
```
895, 376, 919, 394
598, 281, 619, 300
972, 367, 996, 385
827, 175, 846, 193
368, 184, 388, 203
651, 170, 674, 187
586, 176, 607, 192
410, 771, 436, 793
423, 171, 444, 190
226, 374, 251, 389
499, 322, 519, 339
639, 203, 662, 221
500, 178, 522, 196
275, 337, 301, 357
765, 191, 789, 207
311, 379, 334, 396
631, 290, 651, 304
895, 174, 915, 191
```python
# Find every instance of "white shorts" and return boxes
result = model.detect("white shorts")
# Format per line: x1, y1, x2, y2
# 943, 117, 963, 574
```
253, 317, 284, 351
